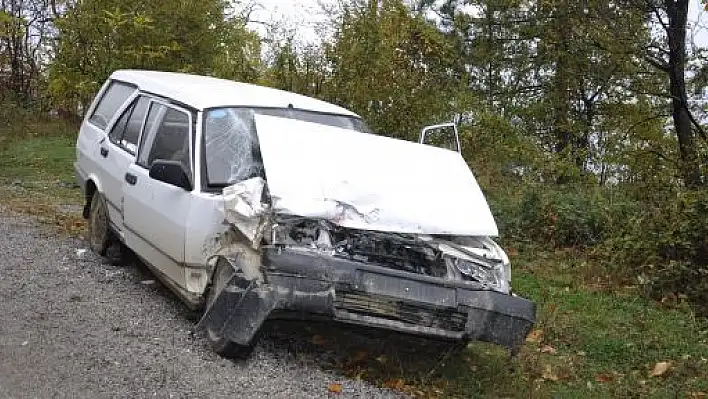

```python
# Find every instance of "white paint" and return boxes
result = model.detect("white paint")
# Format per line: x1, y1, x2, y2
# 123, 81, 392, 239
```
254, 115, 499, 236
109, 70, 358, 115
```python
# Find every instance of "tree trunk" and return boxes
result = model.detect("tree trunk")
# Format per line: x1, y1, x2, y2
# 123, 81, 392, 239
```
666, 0, 702, 187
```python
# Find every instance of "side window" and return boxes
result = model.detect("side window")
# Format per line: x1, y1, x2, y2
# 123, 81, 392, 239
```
137, 102, 191, 173
89, 81, 136, 130
122, 96, 150, 154
108, 100, 135, 144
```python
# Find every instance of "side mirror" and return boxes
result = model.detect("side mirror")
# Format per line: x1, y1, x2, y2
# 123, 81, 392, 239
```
420, 123, 461, 153
149, 160, 192, 191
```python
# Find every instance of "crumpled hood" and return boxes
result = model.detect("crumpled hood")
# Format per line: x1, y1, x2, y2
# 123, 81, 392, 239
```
254, 114, 499, 236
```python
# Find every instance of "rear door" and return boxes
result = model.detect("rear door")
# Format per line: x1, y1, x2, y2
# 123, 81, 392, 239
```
122, 100, 194, 289
78, 80, 137, 225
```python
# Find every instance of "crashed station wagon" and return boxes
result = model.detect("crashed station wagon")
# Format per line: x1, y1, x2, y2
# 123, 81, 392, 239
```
75, 70, 536, 358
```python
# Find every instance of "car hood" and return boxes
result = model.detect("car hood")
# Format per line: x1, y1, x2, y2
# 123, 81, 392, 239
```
254, 114, 498, 237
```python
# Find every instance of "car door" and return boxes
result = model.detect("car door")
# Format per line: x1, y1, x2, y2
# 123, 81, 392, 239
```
123, 100, 194, 289
419, 123, 461, 153
100, 96, 151, 238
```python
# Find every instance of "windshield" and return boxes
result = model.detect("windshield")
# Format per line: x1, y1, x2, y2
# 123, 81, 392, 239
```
203, 107, 371, 187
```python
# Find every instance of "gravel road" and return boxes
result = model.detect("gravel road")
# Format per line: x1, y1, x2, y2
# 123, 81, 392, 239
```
0, 209, 403, 399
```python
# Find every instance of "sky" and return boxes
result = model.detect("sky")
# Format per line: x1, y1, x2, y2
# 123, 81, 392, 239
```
250, 0, 708, 47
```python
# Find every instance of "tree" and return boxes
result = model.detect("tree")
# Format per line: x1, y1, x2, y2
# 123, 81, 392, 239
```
324, 0, 470, 139
637, 0, 706, 188
423, 0, 654, 183
0, 0, 58, 104
49, 0, 260, 113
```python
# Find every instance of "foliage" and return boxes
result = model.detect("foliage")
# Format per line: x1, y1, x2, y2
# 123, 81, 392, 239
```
425, 0, 662, 184
489, 184, 638, 249
321, 0, 471, 140
49, 0, 261, 113
603, 188, 708, 316
0, 0, 56, 104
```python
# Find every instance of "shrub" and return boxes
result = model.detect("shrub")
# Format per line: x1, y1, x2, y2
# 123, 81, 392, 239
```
489, 184, 638, 249
604, 189, 708, 316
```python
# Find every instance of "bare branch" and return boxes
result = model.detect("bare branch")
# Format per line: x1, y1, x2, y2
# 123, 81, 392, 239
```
687, 107, 707, 141
644, 54, 670, 71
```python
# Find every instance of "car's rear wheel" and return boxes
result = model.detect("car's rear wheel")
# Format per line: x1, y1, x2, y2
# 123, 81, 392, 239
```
205, 257, 258, 359
88, 191, 111, 255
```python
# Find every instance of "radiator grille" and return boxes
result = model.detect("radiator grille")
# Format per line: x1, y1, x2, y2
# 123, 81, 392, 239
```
336, 292, 467, 332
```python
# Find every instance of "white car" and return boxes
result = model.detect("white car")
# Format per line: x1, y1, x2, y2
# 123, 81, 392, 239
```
75, 70, 535, 358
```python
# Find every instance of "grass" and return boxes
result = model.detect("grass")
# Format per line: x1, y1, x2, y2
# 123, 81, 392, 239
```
322, 250, 707, 398
1, 120, 706, 398
0, 118, 85, 235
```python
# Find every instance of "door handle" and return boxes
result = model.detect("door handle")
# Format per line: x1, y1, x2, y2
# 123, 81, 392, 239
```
100, 147, 109, 158
125, 173, 137, 185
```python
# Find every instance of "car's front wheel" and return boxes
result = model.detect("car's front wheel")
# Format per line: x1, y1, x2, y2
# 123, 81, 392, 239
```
204, 257, 258, 359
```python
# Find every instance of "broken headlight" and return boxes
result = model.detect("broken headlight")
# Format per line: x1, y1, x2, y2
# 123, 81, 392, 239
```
451, 258, 507, 292
439, 240, 511, 293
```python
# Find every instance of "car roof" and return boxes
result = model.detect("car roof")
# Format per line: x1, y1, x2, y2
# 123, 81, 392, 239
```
109, 70, 359, 117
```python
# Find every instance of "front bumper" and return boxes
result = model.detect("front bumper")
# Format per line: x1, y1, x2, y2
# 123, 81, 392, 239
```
198, 248, 536, 351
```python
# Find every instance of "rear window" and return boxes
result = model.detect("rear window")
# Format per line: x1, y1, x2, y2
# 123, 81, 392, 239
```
89, 81, 136, 130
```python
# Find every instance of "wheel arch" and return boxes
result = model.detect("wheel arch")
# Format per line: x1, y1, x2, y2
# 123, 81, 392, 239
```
82, 176, 102, 219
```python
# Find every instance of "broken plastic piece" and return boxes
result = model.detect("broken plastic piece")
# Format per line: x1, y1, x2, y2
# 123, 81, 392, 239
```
222, 177, 269, 247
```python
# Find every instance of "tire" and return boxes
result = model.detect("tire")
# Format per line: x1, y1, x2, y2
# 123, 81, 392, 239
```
204, 258, 258, 359
87, 191, 111, 255
87, 191, 129, 265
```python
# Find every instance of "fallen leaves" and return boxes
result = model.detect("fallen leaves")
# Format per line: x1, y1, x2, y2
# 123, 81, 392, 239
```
541, 365, 559, 382
526, 329, 544, 343
650, 361, 672, 377
595, 374, 613, 383
384, 379, 406, 390
327, 383, 343, 394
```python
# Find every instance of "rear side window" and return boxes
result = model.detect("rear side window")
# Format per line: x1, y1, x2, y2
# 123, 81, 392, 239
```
89, 81, 136, 130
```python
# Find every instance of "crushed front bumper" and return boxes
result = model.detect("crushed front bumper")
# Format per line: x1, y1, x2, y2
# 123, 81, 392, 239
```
198, 248, 536, 351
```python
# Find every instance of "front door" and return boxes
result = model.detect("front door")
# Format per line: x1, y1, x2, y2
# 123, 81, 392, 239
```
123, 100, 194, 289
419, 123, 461, 153
101, 96, 150, 237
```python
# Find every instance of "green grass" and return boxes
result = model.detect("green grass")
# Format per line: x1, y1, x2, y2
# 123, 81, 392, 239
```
1, 134, 76, 181
0, 119, 85, 234
1, 121, 706, 398
428, 255, 708, 398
